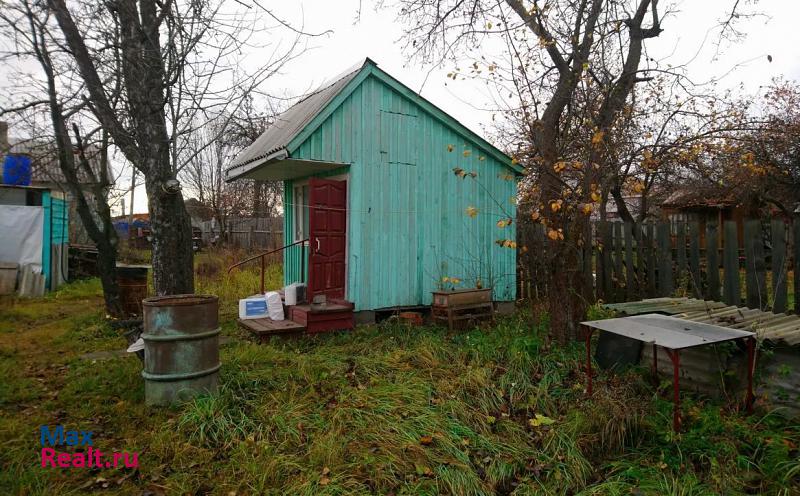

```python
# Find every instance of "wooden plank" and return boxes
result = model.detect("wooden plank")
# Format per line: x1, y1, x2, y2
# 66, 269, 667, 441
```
676, 220, 686, 285
656, 222, 673, 297
583, 221, 595, 303
624, 222, 637, 300
645, 223, 656, 298
635, 222, 644, 299
688, 221, 701, 298
723, 220, 740, 306
771, 219, 788, 313
706, 223, 720, 301
744, 219, 768, 310
795, 219, 800, 314
613, 222, 624, 302
601, 221, 613, 301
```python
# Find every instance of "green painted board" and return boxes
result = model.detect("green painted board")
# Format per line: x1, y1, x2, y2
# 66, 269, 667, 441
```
706, 223, 720, 302
723, 221, 740, 306
771, 219, 787, 313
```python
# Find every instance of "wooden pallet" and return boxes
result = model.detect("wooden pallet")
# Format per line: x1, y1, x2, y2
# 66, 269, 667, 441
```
239, 317, 306, 342
431, 302, 494, 330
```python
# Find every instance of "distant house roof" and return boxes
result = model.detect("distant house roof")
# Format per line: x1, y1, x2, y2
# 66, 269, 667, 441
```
227, 58, 521, 181
661, 188, 738, 209
6, 136, 109, 187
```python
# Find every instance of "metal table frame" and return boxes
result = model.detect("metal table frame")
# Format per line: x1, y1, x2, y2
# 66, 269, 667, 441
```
580, 314, 757, 432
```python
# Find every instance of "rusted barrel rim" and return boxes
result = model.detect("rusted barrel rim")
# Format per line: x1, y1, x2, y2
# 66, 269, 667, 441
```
142, 294, 218, 307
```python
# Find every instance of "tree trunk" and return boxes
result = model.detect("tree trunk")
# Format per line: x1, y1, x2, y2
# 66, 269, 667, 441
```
145, 173, 194, 295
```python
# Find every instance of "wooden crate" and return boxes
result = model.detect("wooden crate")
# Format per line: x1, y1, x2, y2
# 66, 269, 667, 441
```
432, 288, 492, 307
432, 301, 494, 330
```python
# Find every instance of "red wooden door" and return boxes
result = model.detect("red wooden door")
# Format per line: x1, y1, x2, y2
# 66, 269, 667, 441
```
308, 178, 347, 300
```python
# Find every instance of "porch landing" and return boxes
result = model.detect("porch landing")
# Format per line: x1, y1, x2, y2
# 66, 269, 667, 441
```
238, 300, 355, 341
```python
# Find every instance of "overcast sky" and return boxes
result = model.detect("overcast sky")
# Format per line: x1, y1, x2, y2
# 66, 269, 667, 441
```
14, 0, 799, 215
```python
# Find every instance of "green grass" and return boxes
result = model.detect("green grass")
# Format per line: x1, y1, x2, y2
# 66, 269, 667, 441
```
0, 280, 799, 495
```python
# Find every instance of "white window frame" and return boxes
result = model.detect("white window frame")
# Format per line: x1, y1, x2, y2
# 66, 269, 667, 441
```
292, 182, 309, 242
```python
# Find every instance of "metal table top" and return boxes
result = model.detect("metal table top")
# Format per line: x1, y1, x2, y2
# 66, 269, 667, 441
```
581, 313, 755, 349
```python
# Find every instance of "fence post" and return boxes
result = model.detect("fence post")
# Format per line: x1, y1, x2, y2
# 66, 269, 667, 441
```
771, 219, 788, 313
706, 223, 720, 301
249, 225, 255, 252
722, 221, 740, 306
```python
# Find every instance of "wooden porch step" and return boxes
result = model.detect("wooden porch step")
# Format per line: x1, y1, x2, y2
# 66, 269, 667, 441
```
238, 317, 306, 342
290, 302, 355, 333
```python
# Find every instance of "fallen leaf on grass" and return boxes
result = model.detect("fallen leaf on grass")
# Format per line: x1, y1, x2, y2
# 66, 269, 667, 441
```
528, 414, 555, 427
419, 436, 433, 446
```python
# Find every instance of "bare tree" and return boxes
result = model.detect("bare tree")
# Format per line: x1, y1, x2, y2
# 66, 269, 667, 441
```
33, 0, 310, 295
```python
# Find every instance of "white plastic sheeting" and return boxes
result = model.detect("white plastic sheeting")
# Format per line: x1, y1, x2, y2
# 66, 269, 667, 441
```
0, 205, 43, 273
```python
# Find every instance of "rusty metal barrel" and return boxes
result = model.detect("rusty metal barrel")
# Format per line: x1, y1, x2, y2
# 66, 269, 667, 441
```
141, 294, 220, 405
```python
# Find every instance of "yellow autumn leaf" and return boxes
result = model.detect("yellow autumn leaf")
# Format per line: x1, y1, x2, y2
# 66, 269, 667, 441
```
486, 21, 493, 29
528, 414, 556, 427
465, 206, 479, 218
591, 130, 605, 145
572, 161, 583, 170
550, 200, 562, 212
463, 150, 472, 157
547, 229, 560, 241
530, 211, 541, 221
511, 157, 519, 165
447, 144, 454, 152
553, 161, 567, 173
479, 156, 486, 161
590, 191, 601, 203
497, 218, 513, 228
581, 203, 593, 215
450, 277, 461, 284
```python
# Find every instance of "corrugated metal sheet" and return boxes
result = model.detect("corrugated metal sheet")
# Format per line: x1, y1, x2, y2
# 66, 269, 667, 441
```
282, 71, 517, 311
604, 297, 800, 346
604, 298, 800, 415
228, 61, 366, 171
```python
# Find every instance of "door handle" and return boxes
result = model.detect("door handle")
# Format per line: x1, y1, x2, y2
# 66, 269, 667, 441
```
315, 238, 321, 253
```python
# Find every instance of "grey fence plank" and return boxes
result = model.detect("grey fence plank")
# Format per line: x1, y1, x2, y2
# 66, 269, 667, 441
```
706, 223, 720, 301
744, 219, 768, 310
794, 219, 800, 314
688, 221, 702, 298
676, 220, 686, 285
613, 222, 624, 302
771, 219, 788, 313
583, 221, 594, 303
657, 222, 673, 296
723, 221, 740, 306
601, 221, 613, 301
646, 223, 656, 298
624, 222, 637, 300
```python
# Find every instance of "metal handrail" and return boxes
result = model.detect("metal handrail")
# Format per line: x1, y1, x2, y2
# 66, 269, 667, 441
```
227, 238, 307, 293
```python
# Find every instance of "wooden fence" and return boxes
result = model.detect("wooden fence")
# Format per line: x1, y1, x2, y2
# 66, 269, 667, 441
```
519, 218, 800, 313
198, 216, 283, 252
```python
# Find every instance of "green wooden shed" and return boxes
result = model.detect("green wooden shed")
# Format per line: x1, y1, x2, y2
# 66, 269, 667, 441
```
226, 58, 522, 314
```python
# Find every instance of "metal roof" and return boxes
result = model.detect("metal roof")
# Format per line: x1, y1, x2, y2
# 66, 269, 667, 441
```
228, 60, 367, 171
603, 297, 800, 346
582, 313, 754, 349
